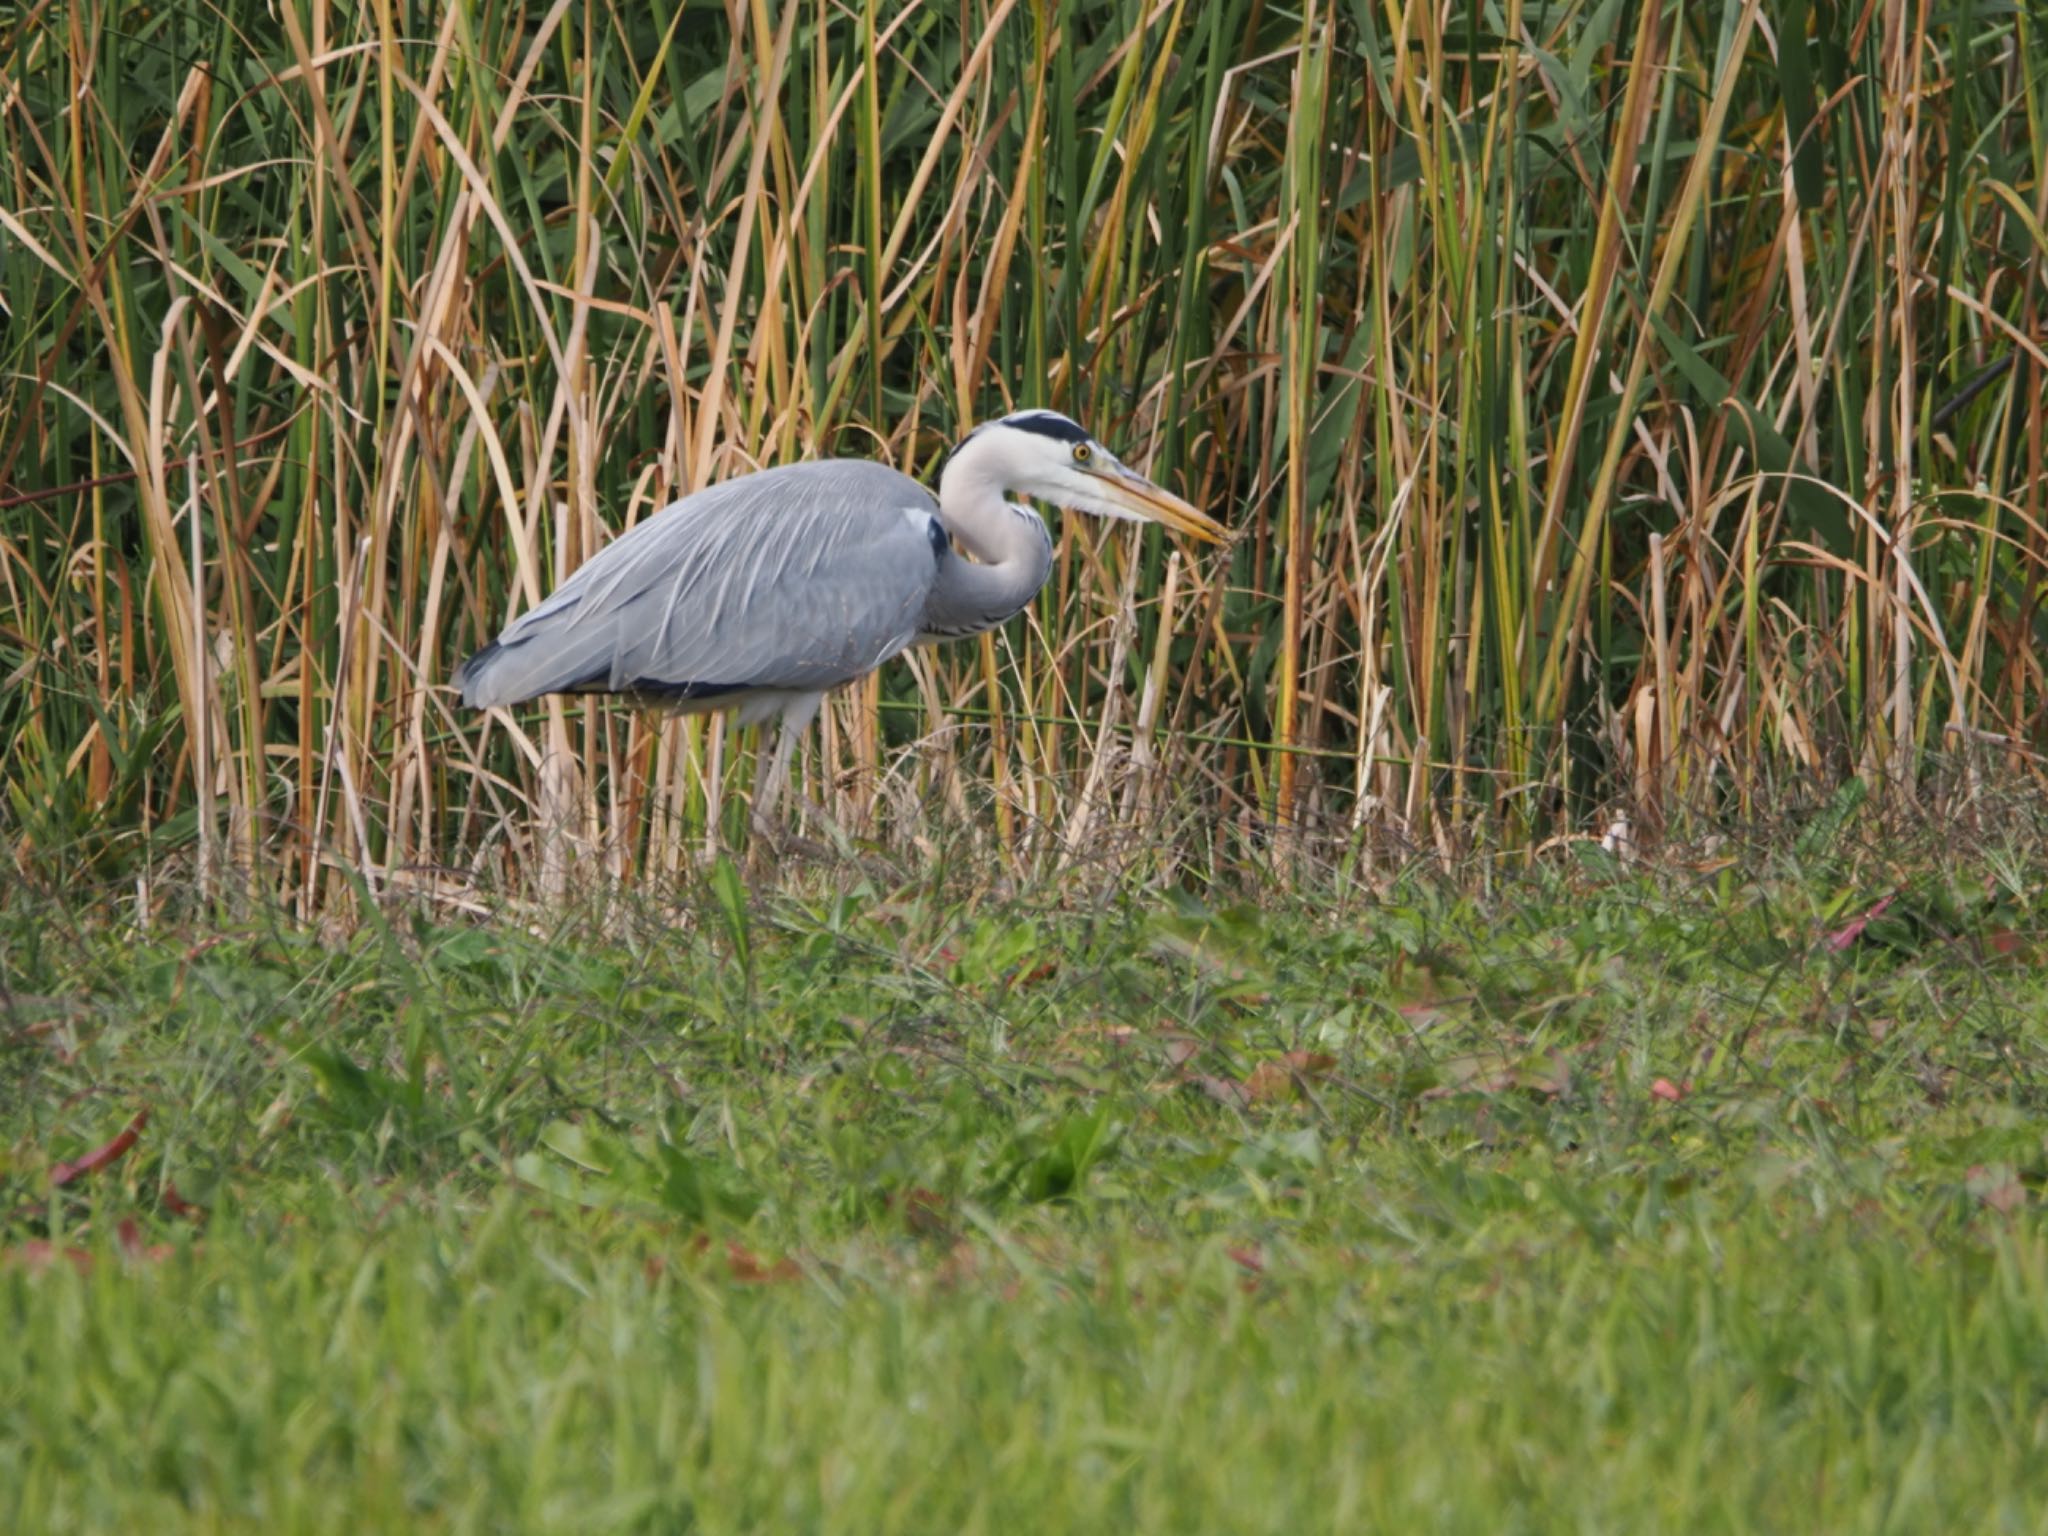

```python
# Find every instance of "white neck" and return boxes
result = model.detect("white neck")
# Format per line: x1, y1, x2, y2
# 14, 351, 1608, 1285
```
920, 431, 1055, 640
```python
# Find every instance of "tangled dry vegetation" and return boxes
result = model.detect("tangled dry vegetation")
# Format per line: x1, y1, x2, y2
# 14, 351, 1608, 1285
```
1, 1, 2045, 907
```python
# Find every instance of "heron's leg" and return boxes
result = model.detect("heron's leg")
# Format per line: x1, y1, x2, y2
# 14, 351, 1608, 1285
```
751, 718, 801, 833
748, 692, 826, 843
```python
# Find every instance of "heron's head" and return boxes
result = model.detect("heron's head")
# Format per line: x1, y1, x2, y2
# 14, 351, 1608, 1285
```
942, 410, 1227, 544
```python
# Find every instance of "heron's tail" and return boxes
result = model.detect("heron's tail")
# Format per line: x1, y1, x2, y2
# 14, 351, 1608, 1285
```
453, 641, 500, 709
456, 629, 639, 709
453, 637, 549, 710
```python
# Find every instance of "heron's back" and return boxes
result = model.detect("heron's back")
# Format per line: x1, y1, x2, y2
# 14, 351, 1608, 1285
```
456, 459, 946, 710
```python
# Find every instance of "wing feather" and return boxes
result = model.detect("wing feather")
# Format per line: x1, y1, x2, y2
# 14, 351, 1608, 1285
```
456, 461, 943, 709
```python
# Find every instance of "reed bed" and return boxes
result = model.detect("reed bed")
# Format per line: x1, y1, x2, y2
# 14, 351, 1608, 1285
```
1, 0, 2044, 906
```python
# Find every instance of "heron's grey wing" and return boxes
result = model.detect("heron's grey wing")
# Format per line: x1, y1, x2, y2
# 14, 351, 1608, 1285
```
456, 460, 947, 709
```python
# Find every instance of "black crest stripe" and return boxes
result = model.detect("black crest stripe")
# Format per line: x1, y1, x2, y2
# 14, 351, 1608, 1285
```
1004, 411, 1089, 444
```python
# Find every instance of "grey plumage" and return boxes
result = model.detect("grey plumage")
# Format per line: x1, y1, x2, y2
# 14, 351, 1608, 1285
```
457, 461, 944, 720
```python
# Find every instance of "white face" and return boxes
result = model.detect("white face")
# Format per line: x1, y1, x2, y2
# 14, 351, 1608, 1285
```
971, 412, 1226, 544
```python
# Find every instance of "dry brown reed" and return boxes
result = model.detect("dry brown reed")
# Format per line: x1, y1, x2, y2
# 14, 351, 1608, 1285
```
1, 0, 2044, 908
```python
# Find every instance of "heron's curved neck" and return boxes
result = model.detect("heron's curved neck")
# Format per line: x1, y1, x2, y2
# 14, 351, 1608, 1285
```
924, 440, 1054, 636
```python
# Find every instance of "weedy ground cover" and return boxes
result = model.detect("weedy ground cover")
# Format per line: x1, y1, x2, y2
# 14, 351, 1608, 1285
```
6, 823, 2048, 1532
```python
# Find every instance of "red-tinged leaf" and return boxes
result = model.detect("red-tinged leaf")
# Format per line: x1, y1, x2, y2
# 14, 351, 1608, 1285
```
724, 1240, 800, 1285
1650, 1077, 1686, 1103
3, 1228, 174, 1273
112, 1228, 178, 1261
894, 1186, 949, 1236
4, 1242, 94, 1274
1967, 1163, 2025, 1215
1985, 929, 2025, 959
51, 1109, 147, 1187
1016, 960, 1058, 986
1824, 892, 1897, 952
110, 1217, 173, 1263
161, 1183, 205, 1222
1226, 1244, 1264, 1274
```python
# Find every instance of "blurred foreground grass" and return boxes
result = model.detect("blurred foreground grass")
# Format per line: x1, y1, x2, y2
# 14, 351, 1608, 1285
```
6, 834, 2048, 1531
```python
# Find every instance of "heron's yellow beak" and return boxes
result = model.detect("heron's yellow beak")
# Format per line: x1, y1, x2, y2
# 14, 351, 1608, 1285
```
1087, 463, 1228, 545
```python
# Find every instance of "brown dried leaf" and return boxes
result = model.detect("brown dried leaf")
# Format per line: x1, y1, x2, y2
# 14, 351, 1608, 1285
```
725, 1241, 801, 1285
1284, 1050, 1337, 1079
895, 1186, 950, 1236
1243, 1062, 1293, 1102
1968, 1163, 2025, 1215
1186, 1074, 1251, 1110
1244, 1052, 1336, 1103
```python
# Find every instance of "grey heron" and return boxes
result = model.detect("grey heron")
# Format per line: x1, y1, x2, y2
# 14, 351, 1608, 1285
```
455, 410, 1226, 824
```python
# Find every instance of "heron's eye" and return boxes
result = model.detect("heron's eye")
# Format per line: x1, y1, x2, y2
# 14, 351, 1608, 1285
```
1073, 443, 1093, 463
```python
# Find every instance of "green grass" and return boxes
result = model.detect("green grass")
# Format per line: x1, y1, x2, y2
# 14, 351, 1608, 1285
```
7, 835, 2048, 1532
